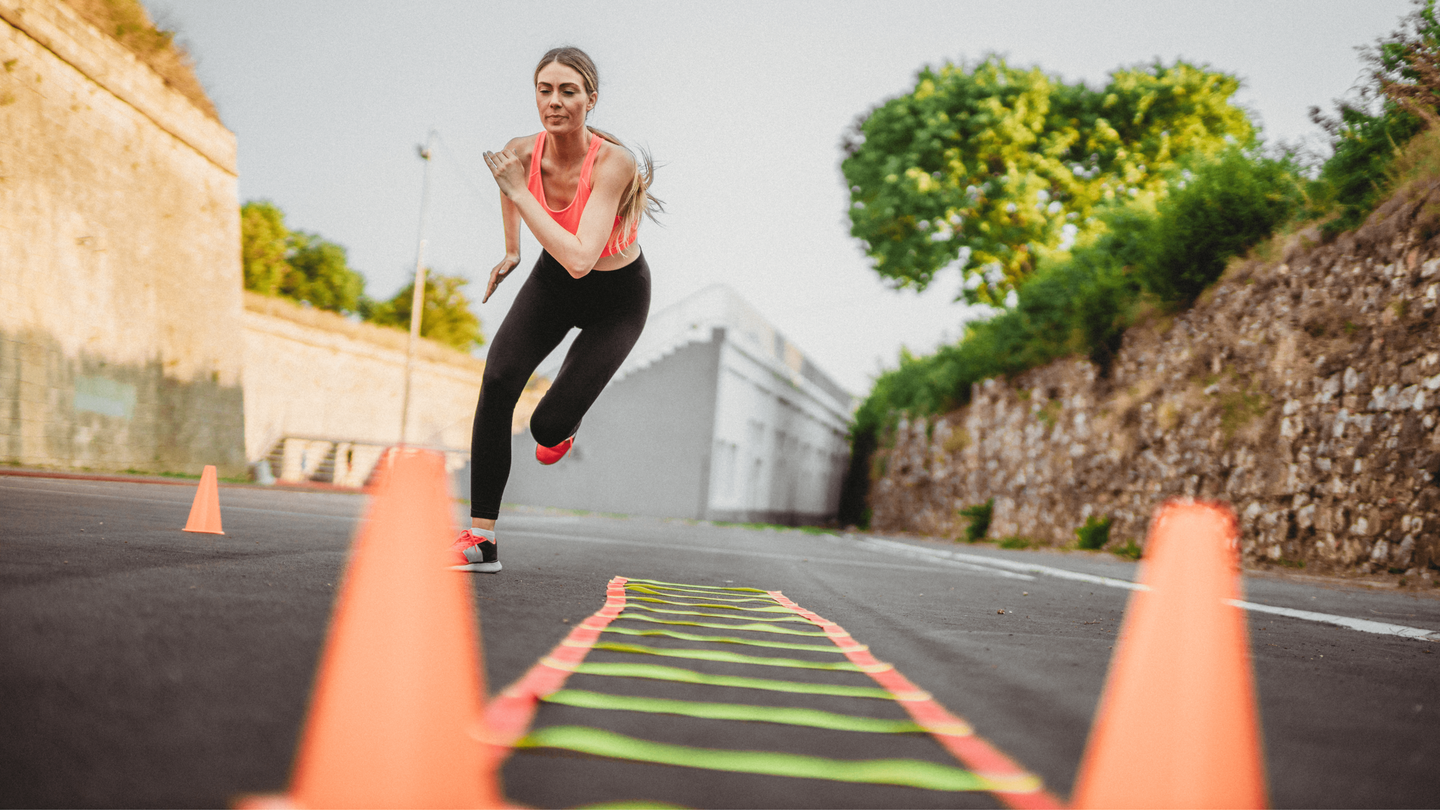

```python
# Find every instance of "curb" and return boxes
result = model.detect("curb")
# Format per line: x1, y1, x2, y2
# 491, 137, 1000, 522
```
0, 467, 365, 494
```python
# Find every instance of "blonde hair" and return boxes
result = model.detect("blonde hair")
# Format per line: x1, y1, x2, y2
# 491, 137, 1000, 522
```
534, 46, 663, 244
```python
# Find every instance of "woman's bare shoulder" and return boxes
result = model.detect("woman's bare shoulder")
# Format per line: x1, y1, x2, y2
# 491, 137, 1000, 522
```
592, 138, 637, 185
507, 133, 540, 162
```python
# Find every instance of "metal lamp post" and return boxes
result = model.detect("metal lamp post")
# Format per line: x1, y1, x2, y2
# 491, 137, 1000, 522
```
399, 130, 437, 446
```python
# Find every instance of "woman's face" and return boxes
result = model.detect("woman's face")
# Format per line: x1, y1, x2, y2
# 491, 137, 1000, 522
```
535, 61, 595, 136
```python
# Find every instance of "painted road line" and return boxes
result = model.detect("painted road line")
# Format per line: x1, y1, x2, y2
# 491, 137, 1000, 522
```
859, 537, 1130, 588
771, 591, 1061, 810
859, 536, 1440, 643
856, 538, 1040, 581
502, 528, 1023, 577
515, 725, 1012, 792
1228, 599, 1440, 642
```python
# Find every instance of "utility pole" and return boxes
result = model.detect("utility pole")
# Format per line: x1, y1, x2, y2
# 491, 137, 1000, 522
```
399, 130, 436, 446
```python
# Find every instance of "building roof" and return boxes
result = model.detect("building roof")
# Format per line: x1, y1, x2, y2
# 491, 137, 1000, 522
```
594, 284, 855, 412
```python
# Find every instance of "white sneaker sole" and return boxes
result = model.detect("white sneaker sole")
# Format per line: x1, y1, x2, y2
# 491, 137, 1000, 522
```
449, 561, 502, 573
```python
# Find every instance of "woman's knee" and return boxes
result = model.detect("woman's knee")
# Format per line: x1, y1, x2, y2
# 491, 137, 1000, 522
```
528, 402, 575, 448
478, 367, 528, 412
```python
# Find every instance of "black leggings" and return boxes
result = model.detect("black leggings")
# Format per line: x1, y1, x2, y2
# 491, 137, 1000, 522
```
470, 249, 650, 519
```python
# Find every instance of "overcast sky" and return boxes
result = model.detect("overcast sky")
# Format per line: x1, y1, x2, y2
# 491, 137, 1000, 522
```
159, 0, 1413, 398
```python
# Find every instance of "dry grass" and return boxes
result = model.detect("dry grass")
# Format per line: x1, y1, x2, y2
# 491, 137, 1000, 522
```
64, 0, 218, 121
1390, 127, 1440, 199
941, 426, 971, 453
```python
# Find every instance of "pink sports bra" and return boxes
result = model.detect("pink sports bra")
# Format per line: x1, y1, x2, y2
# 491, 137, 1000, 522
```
527, 130, 637, 258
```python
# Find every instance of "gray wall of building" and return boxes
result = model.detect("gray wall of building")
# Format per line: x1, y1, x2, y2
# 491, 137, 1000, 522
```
500, 329, 723, 520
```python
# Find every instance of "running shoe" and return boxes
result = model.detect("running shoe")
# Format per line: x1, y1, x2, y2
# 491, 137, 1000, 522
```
449, 529, 501, 573
535, 436, 575, 465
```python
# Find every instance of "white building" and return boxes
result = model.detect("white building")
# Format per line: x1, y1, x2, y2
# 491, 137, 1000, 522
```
500, 284, 855, 524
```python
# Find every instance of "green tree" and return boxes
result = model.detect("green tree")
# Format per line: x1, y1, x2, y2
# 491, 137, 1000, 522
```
283, 232, 365, 314
240, 200, 290, 296
239, 200, 367, 315
366, 271, 485, 352
841, 55, 1255, 304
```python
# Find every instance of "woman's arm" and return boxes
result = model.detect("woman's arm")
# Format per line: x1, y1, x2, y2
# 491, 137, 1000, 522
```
482, 192, 522, 304
484, 139, 635, 279
481, 138, 528, 303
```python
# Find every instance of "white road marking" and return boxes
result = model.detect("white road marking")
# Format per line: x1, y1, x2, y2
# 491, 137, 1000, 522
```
854, 538, 1035, 580
13, 478, 1438, 643
502, 529, 1021, 578
1229, 600, 1440, 642
855, 535, 1440, 643
500, 514, 583, 524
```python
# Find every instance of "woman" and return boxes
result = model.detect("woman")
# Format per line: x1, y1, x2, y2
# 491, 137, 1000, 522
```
451, 46, 660, 573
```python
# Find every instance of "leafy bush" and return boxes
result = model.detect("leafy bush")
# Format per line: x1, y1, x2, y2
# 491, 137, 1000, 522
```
957, 499, 993, 543
1074, 515, 1112, 550
1137, 148, 1306, 307
1308, 0, 1439, 235
1309, 104, 1423, 236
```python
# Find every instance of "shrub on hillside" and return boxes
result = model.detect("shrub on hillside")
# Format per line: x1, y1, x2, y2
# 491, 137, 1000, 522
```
957, 499, 993, 543
1309, 0, 1439, 236
843, 147, 1305, 520
1075, 515, 1112, 550
1137, 148, 1306, 307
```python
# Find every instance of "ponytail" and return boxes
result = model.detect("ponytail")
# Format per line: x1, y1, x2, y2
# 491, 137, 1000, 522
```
588, 126, 663, 249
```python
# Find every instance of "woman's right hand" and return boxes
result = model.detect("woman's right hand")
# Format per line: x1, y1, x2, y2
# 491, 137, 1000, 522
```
483, 254, 520, 304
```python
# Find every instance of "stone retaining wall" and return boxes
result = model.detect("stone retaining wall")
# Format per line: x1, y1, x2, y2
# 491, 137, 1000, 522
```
0, 0, 245, 475
870, 182, 1440, 580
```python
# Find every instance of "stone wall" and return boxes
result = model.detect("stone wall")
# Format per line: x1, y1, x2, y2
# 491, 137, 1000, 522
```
869, 181, 1440, 579
242, 291, 546, 464
0, 0, 245, 475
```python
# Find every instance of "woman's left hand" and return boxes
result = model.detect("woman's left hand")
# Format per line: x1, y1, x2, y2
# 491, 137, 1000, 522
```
483, 149, 525, 199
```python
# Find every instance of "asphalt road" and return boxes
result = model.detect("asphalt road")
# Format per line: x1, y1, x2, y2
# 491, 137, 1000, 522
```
2, 473, 1438, 808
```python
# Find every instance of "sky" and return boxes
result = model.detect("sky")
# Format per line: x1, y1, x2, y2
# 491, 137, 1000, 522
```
156, 0, 1415, 399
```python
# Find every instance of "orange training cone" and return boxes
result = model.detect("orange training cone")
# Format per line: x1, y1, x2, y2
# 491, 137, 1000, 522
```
1072, 500, 1267, 809
183, 465, 224, 534
246, 448, 502, 808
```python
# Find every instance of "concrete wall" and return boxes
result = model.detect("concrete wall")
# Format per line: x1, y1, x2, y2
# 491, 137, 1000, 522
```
242, 292, 552, 491
0, 0, 245, 475
706, 330, 852, 524
502, 330, 723, 519
242, 292, 495, 459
